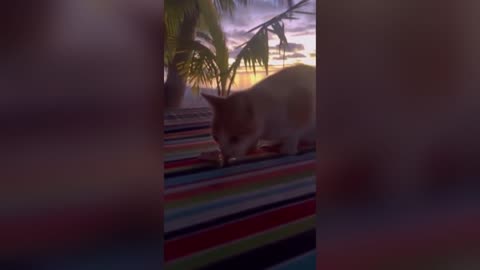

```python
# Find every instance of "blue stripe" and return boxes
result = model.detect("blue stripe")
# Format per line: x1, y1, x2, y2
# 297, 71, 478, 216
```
164, 136, 211, 145
269, 251, 316, 270
165, 177, 315, 221
165, 151, 316, 187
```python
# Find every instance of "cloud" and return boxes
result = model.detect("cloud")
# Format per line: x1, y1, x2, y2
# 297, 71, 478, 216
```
222, 1, 316, 34
290, 30, 316, 37
222, 13, 254, 28
273, 52, 306, 60
222, 1, 316, 59
227, 29, 255, 39
225, 28, 255, 46
290, 52, 307, 58
286, 22, 316, 34
271, 42, 304, 52
229, 46, 241, 58
221, 1, 293, 30
268, 48, 281, 55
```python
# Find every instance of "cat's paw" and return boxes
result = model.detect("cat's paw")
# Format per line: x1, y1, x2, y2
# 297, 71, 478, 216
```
199, 150, 225, 167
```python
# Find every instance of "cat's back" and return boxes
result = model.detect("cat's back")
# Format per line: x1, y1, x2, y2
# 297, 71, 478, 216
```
246, 65, 316, 123
250, 64, 316, 103
253, 64, 315, 89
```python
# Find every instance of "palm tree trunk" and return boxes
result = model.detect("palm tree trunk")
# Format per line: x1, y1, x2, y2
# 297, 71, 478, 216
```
164, 11, 199, 110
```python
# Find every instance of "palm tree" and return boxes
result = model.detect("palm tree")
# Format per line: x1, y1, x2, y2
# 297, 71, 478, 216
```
164, 0, 313, 109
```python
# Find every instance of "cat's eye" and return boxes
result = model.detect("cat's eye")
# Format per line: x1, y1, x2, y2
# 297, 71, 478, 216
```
230, 136, 239, 144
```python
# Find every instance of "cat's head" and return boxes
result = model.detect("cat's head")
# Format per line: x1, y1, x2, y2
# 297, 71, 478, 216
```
202, 92, 260, 160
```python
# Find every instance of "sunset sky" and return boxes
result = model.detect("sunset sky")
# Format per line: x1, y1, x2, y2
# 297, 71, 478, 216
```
221, 0, 316, 89
165, 0, 317, 92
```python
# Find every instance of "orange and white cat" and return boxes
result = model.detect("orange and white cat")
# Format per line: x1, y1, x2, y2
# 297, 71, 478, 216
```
202, 64, 316, 161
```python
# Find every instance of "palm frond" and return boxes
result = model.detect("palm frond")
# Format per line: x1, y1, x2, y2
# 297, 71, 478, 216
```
226, 0, 313, 94
164, 0, 197, 35
196, 31, 214, 47
164, 0, 199, 66
177, 40, 219, 95
235, 0, 250, 6
246, 0, 311, 33
213, 0, 250, 16
164, 30, 178, 65
196, 13, 210, 33
198, 0, 230, 95
165, 0, 198, 17
213, 0, 235, 16
293, 11, 316, 15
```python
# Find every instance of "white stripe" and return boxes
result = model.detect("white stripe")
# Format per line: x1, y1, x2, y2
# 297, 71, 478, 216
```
267, 250, 315, 270
165, 178, 314, 232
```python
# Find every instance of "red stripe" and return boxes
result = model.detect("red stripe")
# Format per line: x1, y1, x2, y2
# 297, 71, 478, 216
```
164, 158, 203, 169
164, 145, 316, 170
165, 141, 216, 151
164, 150, 268, 170
164, 199, 315, 261
165, 162, 314, 202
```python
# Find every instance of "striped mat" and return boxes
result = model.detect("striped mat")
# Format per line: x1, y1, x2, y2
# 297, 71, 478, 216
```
164, 108, 316, 270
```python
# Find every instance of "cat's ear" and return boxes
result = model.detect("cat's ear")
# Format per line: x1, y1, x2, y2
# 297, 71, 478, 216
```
201, 93, 225, 108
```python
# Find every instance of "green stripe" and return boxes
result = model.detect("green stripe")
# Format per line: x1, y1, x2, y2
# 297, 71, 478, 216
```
165, 170, 314, 210
165, 215, 315, 270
